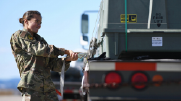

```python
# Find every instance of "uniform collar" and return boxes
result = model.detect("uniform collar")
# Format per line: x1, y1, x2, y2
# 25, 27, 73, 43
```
22, 28, 38, 36
22, 28, 28, 32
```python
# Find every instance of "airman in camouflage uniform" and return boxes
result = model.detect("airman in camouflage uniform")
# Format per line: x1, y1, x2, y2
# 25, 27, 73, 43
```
10, 10, 78, 101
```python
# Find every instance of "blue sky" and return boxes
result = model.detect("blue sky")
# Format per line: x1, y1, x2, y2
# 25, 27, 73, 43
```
0, 0, 101, 80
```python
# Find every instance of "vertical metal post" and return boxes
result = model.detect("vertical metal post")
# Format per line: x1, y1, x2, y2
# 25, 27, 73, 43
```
148, 0, 153, 29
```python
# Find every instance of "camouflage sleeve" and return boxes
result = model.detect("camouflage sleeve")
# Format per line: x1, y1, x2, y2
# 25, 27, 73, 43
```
14, 31, 65, 57
10, 31, 24, 56
49, 58, 71, 72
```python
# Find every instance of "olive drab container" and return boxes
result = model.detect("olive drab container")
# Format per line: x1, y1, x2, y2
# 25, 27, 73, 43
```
97, 0, 181, 59
81, 0, 181, 101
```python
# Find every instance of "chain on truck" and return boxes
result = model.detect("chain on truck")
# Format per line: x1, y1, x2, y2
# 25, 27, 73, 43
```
79, 0, 181, 101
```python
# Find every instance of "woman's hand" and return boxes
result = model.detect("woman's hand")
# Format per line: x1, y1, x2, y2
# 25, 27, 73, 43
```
65, 50, 78, 61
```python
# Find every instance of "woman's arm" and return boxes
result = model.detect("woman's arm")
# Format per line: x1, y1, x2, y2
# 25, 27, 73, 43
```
11, 30, 65, 58
49, 58, 70, 72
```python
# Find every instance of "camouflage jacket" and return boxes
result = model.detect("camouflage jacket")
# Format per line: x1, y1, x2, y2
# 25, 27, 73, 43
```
10, 28, 70, 93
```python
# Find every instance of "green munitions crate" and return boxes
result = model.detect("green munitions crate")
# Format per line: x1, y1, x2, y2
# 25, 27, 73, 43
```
97, 0, 181, 59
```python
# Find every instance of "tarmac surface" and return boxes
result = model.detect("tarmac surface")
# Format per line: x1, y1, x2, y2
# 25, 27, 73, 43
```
0, 95, 22, 101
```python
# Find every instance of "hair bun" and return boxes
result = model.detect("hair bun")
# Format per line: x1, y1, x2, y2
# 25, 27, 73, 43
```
19, 18, 23, 24
20, 11, 41, 26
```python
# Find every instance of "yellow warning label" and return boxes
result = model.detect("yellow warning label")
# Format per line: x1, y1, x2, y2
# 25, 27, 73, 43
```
121, 14, 137, 23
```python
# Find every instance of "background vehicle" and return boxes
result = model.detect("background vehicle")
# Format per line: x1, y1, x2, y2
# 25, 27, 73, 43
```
80, 0, 181, 101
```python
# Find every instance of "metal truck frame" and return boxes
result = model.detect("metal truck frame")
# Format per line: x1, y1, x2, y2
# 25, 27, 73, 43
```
80, 0, 181, 101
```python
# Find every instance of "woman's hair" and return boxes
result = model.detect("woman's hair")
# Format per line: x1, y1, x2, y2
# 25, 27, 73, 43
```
19, 10, 42, 26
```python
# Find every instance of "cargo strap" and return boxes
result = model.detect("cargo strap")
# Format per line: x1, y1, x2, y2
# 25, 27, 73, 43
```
82, 80, 181, 89
125, 0, 127, 51
60, 59, 65, 99
80, 63, 89, 95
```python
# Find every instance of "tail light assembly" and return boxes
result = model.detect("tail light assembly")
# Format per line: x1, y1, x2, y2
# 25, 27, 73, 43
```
152, 74, 163, 87
131, 72, 148, 90
104, 72, 122, 88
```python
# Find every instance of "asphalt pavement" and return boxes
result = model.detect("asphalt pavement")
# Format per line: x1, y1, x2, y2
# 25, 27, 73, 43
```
0, 95, 22, 101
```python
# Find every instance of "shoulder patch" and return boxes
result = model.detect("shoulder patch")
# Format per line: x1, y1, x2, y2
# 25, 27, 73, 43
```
27, 34, 33, 40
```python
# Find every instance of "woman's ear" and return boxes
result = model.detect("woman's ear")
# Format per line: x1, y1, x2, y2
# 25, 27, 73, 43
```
24, 19, 28, 25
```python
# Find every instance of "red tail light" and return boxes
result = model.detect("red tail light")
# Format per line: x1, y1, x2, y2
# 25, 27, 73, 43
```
105, 72, 122, 84
131, 72, 148, 90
